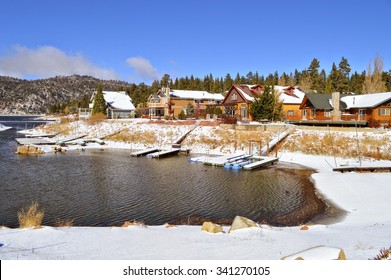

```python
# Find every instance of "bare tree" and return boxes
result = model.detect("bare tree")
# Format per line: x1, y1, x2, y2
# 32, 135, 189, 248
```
362, 54, 387, 93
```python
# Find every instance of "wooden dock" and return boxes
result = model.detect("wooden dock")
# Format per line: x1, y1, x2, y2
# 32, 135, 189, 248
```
203, 153, 246, 166
147, 148, 181, 158
332, 166, 391, 173
15, 138, 56, 145
243, 156, 278, 170
131, 148, 160, 157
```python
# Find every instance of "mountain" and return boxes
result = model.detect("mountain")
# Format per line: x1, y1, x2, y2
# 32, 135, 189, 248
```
0, 75, 133, 114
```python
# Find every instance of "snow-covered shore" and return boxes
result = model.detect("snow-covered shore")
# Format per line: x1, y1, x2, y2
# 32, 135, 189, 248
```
1, 120, 391, 260
1, 151, 390, 260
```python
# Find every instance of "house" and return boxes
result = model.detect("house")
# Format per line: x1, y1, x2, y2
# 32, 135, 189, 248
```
297, 92, 391, 127
90, 91, 136, 119
147, 88, 224, 118
274, 86, 306, 121
221, 84, 305, 121
221, 84, 263, 120
341, 92, 391, 127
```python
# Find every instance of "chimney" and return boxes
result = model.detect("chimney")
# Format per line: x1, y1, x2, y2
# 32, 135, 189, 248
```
331, 92, 341, 121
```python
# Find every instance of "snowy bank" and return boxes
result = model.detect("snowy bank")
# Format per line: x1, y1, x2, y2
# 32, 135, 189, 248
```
1, 152, 390, 260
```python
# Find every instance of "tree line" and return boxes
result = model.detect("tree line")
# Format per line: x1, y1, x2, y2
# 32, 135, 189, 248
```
126, 55, 390, 108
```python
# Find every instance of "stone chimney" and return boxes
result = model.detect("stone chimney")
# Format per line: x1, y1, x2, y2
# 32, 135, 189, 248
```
331, 92, 341, 121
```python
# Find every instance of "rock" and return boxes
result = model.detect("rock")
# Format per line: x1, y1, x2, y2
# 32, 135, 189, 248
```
201, 221, 223, 234
300, 225, 309, 230
281, 246, 347, 260
228, 216, 259, 233
17, 145, 30, 154
16, 145, 44, 155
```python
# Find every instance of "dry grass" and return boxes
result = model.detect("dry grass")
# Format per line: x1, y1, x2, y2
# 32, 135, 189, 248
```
106, 128, 157, 145
54, 218, 74, 228
121, 220, 147, 228
86, 113, 107, 125
372, 246, 391, 260
282, 130, 391, 160
18, 202, 44, 228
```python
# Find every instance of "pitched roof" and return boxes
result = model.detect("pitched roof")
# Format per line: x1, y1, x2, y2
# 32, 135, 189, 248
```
274, 86, 305, 104
301, 93, 347, 110
341, 92, 391, 108
170, 90, 224, 101
103, 91, 135, 110
226, 84, 263, 102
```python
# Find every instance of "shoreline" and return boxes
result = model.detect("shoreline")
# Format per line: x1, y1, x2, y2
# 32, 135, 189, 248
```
2, 120, 391, 259
1, 151, 390, 259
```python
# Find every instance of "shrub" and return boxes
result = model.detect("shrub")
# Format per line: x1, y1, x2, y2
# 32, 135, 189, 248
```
55, 218, 74, 228
372, 246, 391, 260
86, 112, 107, 125
18, 202, 44, 228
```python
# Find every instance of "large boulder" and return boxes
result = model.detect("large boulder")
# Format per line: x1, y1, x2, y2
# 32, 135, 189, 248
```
281, 246, 347, 260
228, 216, 259, 233
201, 221, 223, 234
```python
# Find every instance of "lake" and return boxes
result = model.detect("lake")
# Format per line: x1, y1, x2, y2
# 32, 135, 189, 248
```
0, 116, 333, 227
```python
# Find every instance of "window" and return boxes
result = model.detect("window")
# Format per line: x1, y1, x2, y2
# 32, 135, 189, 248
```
379, 108, 391, 116
324, 109, 331, 117
310, 109, 316, 117
287, 110, 294, 116
231, 93, 237, 101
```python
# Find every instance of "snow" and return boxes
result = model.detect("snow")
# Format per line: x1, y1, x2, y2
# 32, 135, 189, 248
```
102, 91, 135, 110
274, 86, 305, 104
342, 92, 391, 109
171, 90, 224, 101
0, 124, 12, 131
1, 122, 391, 260
235, 87, 255, 102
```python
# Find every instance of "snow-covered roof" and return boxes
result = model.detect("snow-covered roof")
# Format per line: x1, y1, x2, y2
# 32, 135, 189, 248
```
170, 90, 224, 101
102, 91, 135, 110
274, 86, 305, 104
235, 87, 255, 102
341, 92, 391, 109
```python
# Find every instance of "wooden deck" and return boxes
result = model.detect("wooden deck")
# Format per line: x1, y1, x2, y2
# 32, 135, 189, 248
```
332, 166, 391, 173
147, 149, 181, 158
130, 148, 159, 157
243, 156, 278, 170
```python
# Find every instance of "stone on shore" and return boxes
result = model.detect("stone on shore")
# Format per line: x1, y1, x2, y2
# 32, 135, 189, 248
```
228, 216, 259, 233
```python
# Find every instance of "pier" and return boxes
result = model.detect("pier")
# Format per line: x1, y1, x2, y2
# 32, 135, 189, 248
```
243, 156, 278, 170
332, 166, 391, 173
147, 148, 181, 158
131, 148, 160, 157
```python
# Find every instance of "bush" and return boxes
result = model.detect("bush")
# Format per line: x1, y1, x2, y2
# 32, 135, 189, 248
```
178, 109, 186, 120
55, 218, 74, 228
87, 112, 107, 125
18, 202, 44, 228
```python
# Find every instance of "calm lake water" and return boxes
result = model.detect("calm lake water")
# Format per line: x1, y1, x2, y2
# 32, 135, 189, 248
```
0, 116, 329, 227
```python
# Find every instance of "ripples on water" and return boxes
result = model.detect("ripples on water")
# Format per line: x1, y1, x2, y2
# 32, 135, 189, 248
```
0, 116, 324, 227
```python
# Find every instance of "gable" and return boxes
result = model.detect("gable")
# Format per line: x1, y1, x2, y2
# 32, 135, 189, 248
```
222, 87, 248, 105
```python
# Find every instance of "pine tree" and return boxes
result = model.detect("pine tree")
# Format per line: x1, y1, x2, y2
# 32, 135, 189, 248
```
249, 86, 283, 121
382, 70, 391, 91
349, 71, 365, 94
308, 58, 321, 92
92, 83, 107, 115
224, 73, 233, 91
338, 57, 351, 93
328, 63, 345, 93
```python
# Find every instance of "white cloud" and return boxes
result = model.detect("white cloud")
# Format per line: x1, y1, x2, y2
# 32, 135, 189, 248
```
126, 56, 160, 81
0, 45, 119, 80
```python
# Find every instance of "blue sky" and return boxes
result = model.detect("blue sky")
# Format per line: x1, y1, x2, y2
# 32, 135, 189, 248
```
0, 0, 390, 84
